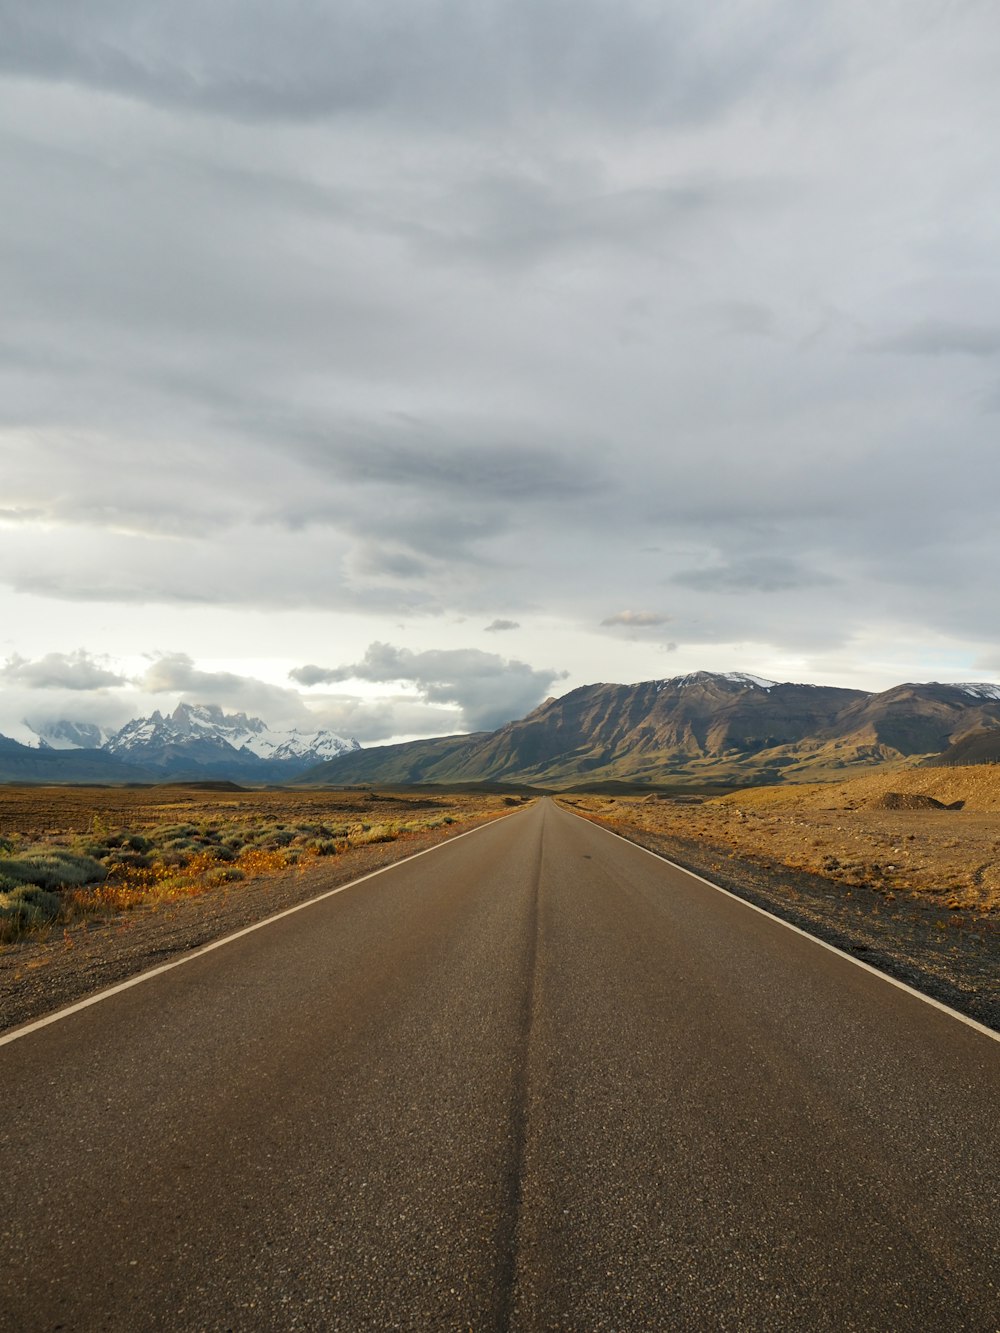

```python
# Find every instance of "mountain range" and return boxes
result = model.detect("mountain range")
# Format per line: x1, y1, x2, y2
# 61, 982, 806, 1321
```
0, 703, 359, 784
2, 673, 1000, 787
294, 671, 1000, 788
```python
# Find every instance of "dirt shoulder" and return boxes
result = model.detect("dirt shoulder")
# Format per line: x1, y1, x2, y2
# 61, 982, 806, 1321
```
560, 797, 1000, 1033
0, 811, 512, 1036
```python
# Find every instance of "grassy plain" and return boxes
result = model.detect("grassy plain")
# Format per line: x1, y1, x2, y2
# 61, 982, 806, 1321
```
0, 784, 522, 943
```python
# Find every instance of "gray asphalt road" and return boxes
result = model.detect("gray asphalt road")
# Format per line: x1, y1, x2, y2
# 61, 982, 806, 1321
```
2, 799, 998, 1332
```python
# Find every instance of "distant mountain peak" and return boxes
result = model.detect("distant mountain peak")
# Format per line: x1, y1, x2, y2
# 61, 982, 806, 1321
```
943, 682, 1000, 702
98, 703, 361, 775
24, 719, 112, 751
666, 670, 778, 691
720, 671, 779, 689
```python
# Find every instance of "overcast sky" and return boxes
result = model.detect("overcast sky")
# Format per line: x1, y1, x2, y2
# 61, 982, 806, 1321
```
2, 1, 999, 746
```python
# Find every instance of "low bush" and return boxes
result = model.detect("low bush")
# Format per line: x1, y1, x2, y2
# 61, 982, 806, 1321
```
205, 866, 245, 886
351, 824, 398, 846
160, 823, 198, 839
0, 849, 106, 891
104, 850, 154, 871
0, 884, 62, 940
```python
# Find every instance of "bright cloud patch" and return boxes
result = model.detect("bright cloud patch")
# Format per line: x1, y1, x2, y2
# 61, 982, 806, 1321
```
0, 651, 126, 691
291, 642, 566, 730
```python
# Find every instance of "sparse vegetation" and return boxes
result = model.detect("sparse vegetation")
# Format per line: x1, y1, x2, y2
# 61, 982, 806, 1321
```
0, 785, 524, 944
0, 884, 62, 936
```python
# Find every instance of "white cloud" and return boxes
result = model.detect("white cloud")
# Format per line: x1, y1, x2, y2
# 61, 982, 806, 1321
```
291, 642, 566, 730
139, 653, 318, 729
0, 650, 126, 690
295, 694, 464, 744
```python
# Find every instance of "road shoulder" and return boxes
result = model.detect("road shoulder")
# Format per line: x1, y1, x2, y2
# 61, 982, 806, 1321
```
562, 801, 1000, 1033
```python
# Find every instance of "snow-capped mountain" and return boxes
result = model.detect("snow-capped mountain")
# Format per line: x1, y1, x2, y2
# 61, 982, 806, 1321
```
948, 682, 1000, 703
669, 671, 778, 692
24, 719, 112, 750
103, 703, 359, 775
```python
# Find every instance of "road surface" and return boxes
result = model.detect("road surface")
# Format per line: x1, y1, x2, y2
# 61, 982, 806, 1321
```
2, 798, 998, 1330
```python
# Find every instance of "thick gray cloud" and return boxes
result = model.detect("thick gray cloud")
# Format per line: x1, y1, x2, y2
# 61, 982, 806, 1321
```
0, 2, 837, 125
1, 0, 1000, 734
601, 611, 672, 628
0, 650, 126, 690
270, 415, 604, 504
875, 323, 1000, 358
672, 558, 835, 594
409, 171, 790, 271
485, 619, 520, 633
292, 643, 566, 730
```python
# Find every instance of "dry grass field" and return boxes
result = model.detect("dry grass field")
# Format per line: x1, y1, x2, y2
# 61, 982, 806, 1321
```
565, 765, 1000, 915
0, 784, 523, 944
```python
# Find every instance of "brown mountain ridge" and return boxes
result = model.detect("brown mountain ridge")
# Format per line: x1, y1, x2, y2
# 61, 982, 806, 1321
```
298, 671, 1000, 788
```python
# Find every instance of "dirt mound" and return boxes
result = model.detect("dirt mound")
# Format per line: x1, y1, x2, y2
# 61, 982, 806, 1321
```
158, 780, 249, 792
871, 791, 948, 811
718, 764, 1000, 813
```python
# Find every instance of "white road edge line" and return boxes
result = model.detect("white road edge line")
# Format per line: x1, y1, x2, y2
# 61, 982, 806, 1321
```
566, 805, 1000, 1046
0, 811, 520, 1049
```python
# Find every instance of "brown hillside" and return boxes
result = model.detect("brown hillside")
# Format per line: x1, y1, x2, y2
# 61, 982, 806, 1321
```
305, 674, 1000, 788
